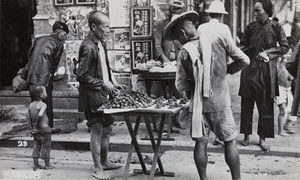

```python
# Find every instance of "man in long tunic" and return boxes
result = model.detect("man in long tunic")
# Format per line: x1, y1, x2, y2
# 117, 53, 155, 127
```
26, 21, 69, 128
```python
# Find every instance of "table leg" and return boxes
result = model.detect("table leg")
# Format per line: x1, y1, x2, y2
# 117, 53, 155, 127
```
167, 114, 172, 139
123, 116, 147, 180
144, 116, 164, 173
149, 113, 175, 179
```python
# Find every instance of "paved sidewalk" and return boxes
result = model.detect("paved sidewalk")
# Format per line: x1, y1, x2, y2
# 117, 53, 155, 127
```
0, 114, 300, 157
1, 147, 300, 180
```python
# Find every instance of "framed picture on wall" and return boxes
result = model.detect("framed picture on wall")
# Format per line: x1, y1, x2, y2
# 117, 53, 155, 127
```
75, 0, 96, 5
113, 28, 130, 50
131, 39, 153, 71
131, 7, 153, 38
54, 0, 74, 6
107, 51, 131, 73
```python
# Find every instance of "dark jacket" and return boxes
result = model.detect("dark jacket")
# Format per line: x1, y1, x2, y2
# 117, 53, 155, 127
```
26, 35, 64, 87
77, 34, 113, 113
287, 41, 300, 116
239, 19, 289, 98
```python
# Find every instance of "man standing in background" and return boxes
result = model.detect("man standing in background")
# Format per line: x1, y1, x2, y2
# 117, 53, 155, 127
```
26, 21, 69, 128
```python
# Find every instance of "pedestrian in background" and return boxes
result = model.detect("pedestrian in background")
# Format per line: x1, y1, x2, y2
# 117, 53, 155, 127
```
275, 49, 296, 136
239, 0, 289, 151
25, 21, 69, 128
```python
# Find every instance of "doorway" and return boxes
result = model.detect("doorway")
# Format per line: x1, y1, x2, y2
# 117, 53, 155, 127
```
0, 0, 36, 88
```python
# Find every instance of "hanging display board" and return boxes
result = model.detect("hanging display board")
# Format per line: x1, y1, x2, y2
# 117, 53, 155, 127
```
131, 39, 153, 73
131, 7, 153, 38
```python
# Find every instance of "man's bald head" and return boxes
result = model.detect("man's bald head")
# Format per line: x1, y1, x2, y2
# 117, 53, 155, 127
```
88, 11, 109, 29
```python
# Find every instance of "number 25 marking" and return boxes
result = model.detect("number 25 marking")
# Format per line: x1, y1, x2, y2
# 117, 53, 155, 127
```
17, 141, 28, 147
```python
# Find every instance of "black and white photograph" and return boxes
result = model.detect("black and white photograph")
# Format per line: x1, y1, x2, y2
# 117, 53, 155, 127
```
1, 0, 300, 180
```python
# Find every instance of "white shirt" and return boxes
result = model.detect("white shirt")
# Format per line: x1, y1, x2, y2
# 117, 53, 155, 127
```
98, 42, 109, 82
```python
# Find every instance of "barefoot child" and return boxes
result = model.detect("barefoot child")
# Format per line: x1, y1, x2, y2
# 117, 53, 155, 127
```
275, 49, 296, 136
28, 84, 55, 171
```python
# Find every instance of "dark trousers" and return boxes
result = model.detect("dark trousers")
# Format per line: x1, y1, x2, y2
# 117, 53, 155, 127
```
44, 80, 53, 128
240, 96, 274, 138
32, 127, 52, 160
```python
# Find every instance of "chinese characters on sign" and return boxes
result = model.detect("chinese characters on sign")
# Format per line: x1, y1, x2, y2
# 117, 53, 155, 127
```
132, 40, 153, 71
131, 7, 153, 37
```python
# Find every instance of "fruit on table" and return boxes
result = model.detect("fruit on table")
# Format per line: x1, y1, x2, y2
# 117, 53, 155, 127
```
98, 90, 153, 109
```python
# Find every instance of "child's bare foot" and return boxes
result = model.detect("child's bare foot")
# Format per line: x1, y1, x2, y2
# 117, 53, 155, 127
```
33, 164, 44, 171
101, 162, 122, 170
284, 126, 296, 134
278, 130, 290, 137
45, 164, 55, 170
92, 170, 113, 180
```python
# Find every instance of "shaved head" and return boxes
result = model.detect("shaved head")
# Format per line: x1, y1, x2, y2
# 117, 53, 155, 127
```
88, 11, 109, 29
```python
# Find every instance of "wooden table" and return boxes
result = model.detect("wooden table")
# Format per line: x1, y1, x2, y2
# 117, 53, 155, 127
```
141, 72, 180, 140
101, 102, 189, 180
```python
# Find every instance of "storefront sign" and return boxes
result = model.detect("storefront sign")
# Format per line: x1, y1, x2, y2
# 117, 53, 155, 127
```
131, 7, 153, 38
131, 40, 153, 71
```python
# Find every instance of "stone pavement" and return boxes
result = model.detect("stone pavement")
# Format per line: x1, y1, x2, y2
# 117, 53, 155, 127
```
0, 114, 300, 180
1, 147, 300, 180
0, 113, 300, 157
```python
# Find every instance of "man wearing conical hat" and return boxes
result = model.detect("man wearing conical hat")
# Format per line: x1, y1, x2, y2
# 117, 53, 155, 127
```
164, 1, 249, 179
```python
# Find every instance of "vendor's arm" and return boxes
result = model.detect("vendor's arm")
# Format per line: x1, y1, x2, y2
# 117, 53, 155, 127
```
110, 70, 127, 90
227, 37, 250, 74
77, 45, 104, 91
176, 50, 193, 92
154, 20, 169, 63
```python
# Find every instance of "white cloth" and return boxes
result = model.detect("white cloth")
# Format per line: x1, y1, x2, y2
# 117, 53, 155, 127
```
182, 41, 206, 138
98, 42, 109, 82
282, 23, 292, 37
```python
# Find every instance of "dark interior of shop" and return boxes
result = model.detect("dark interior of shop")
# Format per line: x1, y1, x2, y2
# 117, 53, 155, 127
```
0, 0, 36, 88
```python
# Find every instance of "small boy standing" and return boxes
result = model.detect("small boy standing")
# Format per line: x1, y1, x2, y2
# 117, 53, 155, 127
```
275, 49, 296, 136
28, 84, 55, 171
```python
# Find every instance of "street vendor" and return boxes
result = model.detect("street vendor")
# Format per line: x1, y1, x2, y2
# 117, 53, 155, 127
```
153, 0, 189, 129
163, 6, 249, 180
76, 11, 125, 180
154, 0, 185, 64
